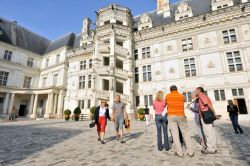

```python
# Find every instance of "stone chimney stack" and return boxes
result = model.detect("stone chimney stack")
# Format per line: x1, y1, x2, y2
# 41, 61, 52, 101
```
157, 0, 171, 17
82, 18, 91, 36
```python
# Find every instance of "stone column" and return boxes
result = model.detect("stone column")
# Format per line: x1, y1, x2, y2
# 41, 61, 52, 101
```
53, 94, 58, 115
44, 93, 51, 118
49, 93, 54, 114
3, 93, 10, 115
57, 90, 64, 119
31, 94, 38, 118
8, 93, 15, 114
28, 94, 35, 115
44, 93, 54, 119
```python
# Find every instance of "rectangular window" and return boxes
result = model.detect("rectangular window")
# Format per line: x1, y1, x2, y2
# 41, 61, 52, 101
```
103, 79, 109, 91
42, 77, 47, 88
53, 74, 58, 86
142, 47, 150, 59
87, 99, 91, 108
45, 59, 49, 68
134, 49, 138, 60
56, 54, 60, 63
80, 60, 87, 70
78, 100, 85, 109
88, 75, 92, 88
184, 58, 196, 77
103, 57, 110, 66
222, 29, 237, 44
226, 51, 243, 72
144, 95, 153, 106
214, 90, 226, 101
4, 50, 12, 61
23, 76, 32, 88
134, 67, 139, 83
136, 96, 140, 107
27, 58, 34, 67
89, 59, 93, 69
232, 88, 244, 96
0, 71, 9, 86
0, 97, 4, 103
181, 38, 193, 52
183, 92, 192, 102
143, 65, 152, 82
79, 76, 85, 89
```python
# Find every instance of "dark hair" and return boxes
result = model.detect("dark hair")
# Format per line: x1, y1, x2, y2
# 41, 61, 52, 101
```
196, 87, 205, 93
170, 85, 178, 92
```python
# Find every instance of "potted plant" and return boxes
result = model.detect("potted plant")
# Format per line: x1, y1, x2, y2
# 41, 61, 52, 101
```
137, 108, 145, 121
90, 106, 96, 120
74, 107, 81, 121
64, 109, 71, 121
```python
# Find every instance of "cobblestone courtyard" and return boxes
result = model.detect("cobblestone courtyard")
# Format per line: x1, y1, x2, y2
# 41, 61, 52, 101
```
0, 118, 250, 166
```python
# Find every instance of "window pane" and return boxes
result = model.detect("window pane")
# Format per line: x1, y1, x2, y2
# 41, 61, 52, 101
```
220, 90, 226, 100
238, 88, 244, 96
149, 95, 153, 106
144, 96, 148, 106
232, 89, 237, 96
214, 90, 220, 101
236, 64, 243, 71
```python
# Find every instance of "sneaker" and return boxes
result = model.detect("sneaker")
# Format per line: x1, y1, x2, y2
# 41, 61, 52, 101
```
201, 149, 216, 154
101, 141, 105, 144
240, 131, 244, 134
175, 152, 184, 158
187, 153, 194, 158
121, 140, 126, 144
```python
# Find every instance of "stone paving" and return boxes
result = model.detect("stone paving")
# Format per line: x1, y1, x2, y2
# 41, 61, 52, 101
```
0, 118, 250, 166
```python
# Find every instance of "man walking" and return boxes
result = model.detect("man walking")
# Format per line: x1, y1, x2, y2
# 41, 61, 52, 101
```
166, 85, 194, 157
144, 105, 150, 126
112, 95, 128, 144
195, 87, 218, 154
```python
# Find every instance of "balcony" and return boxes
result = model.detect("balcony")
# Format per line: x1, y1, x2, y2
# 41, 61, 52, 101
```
99, 43, 110, 53
96, 66, 111, 76
116, 93, 129, 102
96, 90, 110, 100
115, 44, 129, 57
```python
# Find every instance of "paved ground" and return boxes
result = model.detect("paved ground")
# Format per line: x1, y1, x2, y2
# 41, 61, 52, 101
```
0, 118, 250, 166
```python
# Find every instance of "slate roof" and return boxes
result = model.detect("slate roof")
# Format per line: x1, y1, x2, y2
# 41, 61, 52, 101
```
133, 0, 243, 29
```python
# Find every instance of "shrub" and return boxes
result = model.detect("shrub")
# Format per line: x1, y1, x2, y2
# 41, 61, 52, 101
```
64, 109, 71, 115
90, 106, 96, 115
137, 108, 145, 115
74, 107, 81, 115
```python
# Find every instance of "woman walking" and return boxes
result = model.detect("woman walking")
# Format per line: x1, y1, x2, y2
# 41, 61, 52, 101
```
227, 100, 243, 134
94, 101, 111, 144
153, 91, 169, 151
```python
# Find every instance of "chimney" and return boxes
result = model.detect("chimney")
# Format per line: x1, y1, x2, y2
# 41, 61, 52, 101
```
82, 18, 91, 36
157, 0, 171, 17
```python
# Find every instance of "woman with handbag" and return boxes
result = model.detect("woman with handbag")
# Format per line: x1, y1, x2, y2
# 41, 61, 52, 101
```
227, 100, 243, 134
94, 101, 111, 144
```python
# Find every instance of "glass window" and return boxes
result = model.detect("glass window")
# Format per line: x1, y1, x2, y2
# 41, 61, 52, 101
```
0, 71, 9, 86
45, 59, 49, 68
136, 96, 140, 107
42, 77, 47, 88
183, 92, 192, 102
143, 65, 152, 82
103, 57, 110, 66
184, 58, 196, 77
232, 88, 244, 96
53, 74, 58, 86
27, 58, 34, 67
214, 90, 225, 101
4, 50, 12, 61
134, 49, 138, 60
88, 75, 92, 88
88, 100, 91, 108
80, 60, 87, 70
23, 76, 32, 88
226, 51, 243, 72
181, 38, 193, 52
56, 54, 60, 63
78, 100, 85, 109
134, 67, 139, 83
89, 59, 93, 69
222, 29, 237, 44
79, 76, 85, 89
142, 47, 150, 59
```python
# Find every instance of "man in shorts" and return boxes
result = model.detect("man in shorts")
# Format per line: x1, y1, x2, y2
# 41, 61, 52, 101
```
112, 95, 128, 144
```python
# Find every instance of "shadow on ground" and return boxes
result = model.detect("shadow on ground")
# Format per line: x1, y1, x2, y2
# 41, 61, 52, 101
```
0, 122, 83, 165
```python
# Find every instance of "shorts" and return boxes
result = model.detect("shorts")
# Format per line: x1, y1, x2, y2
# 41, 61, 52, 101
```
97, 116, 107, 133
114, 116, 124, 131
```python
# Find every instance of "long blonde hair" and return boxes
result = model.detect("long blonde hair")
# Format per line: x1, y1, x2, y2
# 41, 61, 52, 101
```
155, 91, 164, 101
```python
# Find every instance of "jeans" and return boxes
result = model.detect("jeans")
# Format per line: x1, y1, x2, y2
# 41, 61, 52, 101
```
155, 114, 169, 151
230, 114, 243, 133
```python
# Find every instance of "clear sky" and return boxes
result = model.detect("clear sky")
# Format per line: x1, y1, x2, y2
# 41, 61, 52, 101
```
1, 0, 179, 40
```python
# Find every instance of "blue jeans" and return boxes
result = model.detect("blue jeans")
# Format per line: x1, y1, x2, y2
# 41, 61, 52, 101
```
155, 114, 169, 151
230, 114, 243, 133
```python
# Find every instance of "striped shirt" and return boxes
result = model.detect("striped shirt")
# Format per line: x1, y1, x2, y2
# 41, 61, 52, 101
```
165, 91, 185, 116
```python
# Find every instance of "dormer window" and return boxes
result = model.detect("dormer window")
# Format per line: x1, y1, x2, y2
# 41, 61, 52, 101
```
175, 1, 193, 21
211, 0, 234, 11
138, 14, 153, 31
104, 20, 110, 25
116, 20, 123, 25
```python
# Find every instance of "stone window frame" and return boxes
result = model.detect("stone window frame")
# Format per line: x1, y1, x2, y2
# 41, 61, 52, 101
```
181, 38, 193, 52
222, 29, 237, 44
183, 91, 192, 102
232, 88, 244, 97
144, 95, 153, 106
142, 47, 151, 59
0, 71, 9, 86
214, 89, 226, 101
88, 75, 92, 89
80, 60, 87, 70
134, 67, 139, 83
23, 76, 32, 88
3, 50, 12, 61
134, 49, 139, 60
184, 58, 197, 78
27, 57, 34, 67
226, 51, 243, 72
89, 59, 93, 69
142, 65, 152, 82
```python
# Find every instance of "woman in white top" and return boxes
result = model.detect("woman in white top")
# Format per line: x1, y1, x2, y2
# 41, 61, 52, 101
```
94, 101, 111, 144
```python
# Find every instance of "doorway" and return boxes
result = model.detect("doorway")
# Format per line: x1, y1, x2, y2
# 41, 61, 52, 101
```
236, 99, 248, 114
19, 105, 27, 116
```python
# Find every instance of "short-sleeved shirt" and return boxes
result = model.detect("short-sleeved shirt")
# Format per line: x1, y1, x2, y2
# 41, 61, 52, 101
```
153, 100, 166, 115
165, 91, 185, 116
198, 93, 212, 112
113, 101, 126, 118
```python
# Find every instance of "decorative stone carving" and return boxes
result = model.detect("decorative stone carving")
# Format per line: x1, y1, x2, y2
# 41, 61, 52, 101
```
207, 61, 215, 68
138, 13, 153, 31
204, 38, 210, 44
156, 71, 161, 75
167, 45, 172, 51
175, 1, 191, 13
169, 67, 175, 74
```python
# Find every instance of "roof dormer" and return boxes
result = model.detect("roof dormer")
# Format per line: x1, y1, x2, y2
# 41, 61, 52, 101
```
138, 13, 153, 31
242, 0, 249, 3
175, 1, 193, 21
211, 0, 234, 11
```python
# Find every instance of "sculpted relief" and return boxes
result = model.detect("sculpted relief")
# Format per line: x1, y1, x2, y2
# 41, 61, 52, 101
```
175, 1, 191, 13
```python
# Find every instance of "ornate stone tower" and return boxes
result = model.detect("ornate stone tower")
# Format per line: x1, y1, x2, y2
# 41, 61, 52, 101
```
81, 18, 93, 46
94, 4, 134, 115
157, 0, 171, 17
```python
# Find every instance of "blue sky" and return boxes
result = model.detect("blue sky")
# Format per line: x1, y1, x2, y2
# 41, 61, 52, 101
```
1, 0, 179, 40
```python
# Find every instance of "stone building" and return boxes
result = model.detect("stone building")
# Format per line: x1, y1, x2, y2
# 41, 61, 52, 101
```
0, 0, 250, 118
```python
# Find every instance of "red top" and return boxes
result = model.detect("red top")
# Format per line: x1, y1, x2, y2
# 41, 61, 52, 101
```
153, 100, 166, 115
198, 93, 212, 112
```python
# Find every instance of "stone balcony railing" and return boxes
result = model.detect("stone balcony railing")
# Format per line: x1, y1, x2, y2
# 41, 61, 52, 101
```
96, 90, 110, 100
98, 43, 110, 53
116, 93, 129, 102
114, 44, 129, 57
115, 67, 129, 77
